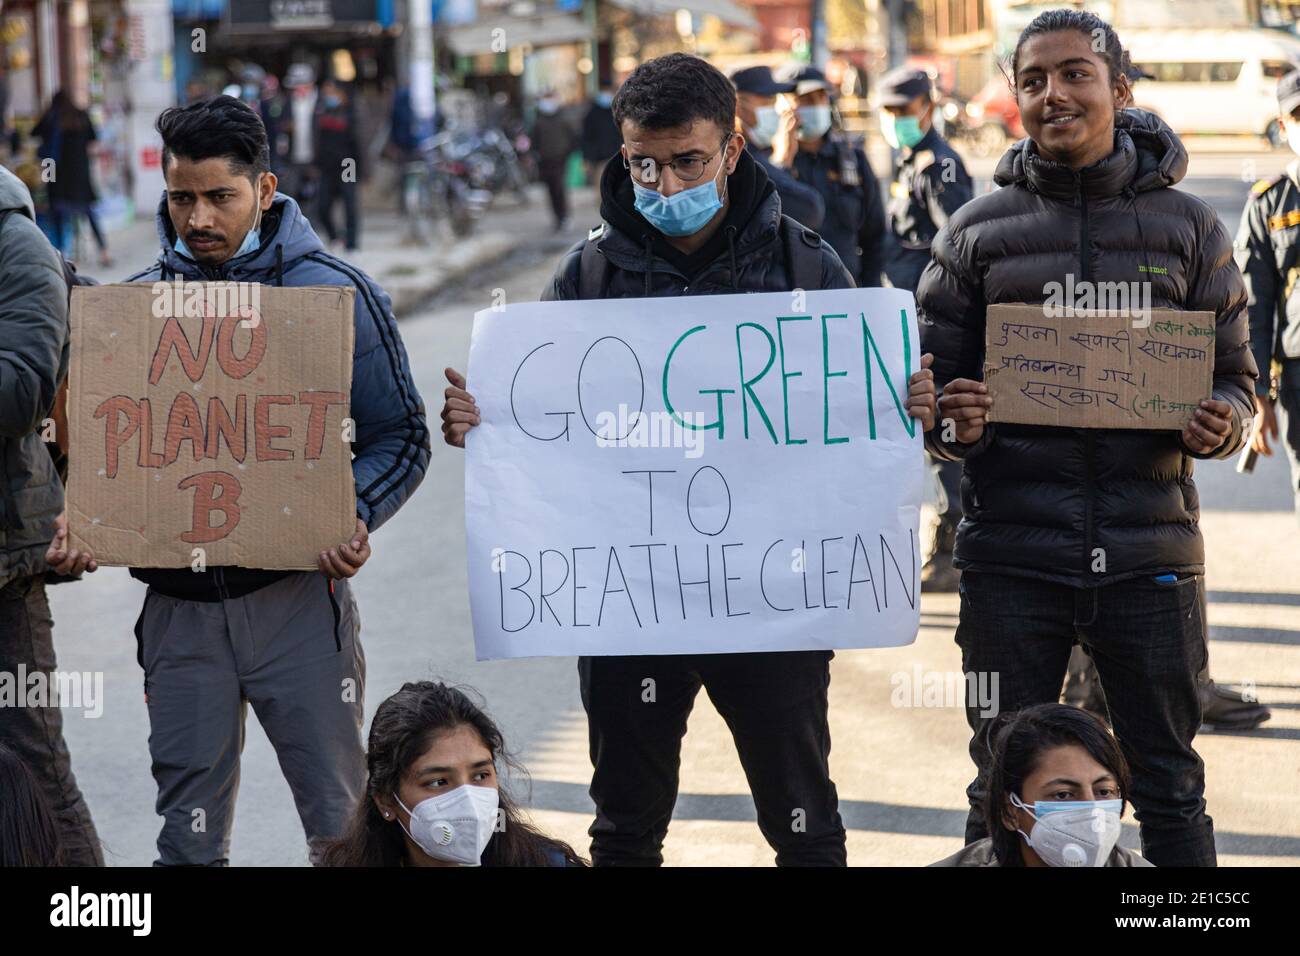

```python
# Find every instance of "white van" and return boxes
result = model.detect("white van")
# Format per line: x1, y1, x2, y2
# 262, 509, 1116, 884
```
1123, 28, 1300, 143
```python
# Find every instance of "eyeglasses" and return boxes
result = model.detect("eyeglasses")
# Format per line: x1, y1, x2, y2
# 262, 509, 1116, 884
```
623, 134, 732, 186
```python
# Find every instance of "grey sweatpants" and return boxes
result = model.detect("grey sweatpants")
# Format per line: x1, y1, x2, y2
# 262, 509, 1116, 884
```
137, 571, 366, 866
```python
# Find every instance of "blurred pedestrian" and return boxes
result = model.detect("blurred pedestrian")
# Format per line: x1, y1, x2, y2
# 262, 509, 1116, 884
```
931, 704, 1151, 867
283, 62, 318, 204
774, 62, 886, 286
919, 9, 1257, 867
315, 78, 362, 252
0, 742, 64, 866
580, 87, 621, 182
0, 164, 103, 866
321, 681, 587, 866
33, 90, 112, 267
440, 53, 937, 866
47, 95, 430, 866
729, 65, 825, 229
532, 92, 576, 230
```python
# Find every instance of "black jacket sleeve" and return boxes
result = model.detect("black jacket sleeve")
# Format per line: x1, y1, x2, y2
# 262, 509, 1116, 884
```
1187, 209, 1258, 459
856, 148, 885, 288
1233, 195, 1279, 396
755, 152, 825, 231
916, 219, 995, 462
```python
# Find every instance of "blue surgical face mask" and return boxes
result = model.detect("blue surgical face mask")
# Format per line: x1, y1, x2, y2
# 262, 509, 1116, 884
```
748, 106, 780, 149
631, 158, 728, 237
323, 94, 342, 109
595, 92, 613, 108
881, 111, 927, 149
797, 104, 832, 140
174, 206, 263, 261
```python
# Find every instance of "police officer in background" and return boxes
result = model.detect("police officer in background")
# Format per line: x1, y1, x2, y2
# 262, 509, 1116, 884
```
1238, 68, 1300, 527
880, 67, 972, 590
730, 66, 826, 231
774, 62, 885, 286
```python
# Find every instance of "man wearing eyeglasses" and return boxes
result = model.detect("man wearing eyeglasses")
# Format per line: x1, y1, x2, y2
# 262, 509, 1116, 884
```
440, 53, 943, 866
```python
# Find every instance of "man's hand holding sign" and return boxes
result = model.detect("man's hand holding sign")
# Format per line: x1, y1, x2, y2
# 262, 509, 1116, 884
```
443, 287, 936, 660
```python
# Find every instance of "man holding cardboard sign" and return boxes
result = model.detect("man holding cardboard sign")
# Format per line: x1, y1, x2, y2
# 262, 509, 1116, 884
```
915, 15, 1256, 868
46, 96, 430, 866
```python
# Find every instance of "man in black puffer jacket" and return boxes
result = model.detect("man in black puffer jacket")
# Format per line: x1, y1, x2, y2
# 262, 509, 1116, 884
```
918, 86, 1255, 869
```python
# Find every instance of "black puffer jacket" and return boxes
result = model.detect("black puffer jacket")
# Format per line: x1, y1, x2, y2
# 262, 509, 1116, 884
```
917, 109, 1257, 587
543, 149, 852, 300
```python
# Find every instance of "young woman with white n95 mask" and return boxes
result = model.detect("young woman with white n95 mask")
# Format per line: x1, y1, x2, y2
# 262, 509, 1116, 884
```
320, 681, 586, 867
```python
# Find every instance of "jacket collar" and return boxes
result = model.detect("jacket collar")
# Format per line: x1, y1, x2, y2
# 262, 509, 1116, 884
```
153, 190, 325, 281
992, 108, 1187, 201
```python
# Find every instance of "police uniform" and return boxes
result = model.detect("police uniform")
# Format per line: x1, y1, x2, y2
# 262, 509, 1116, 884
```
775, 62, 886, 287
729, 65, 827, 231
879, 68, 973, 292
1235, 157, 1300, 523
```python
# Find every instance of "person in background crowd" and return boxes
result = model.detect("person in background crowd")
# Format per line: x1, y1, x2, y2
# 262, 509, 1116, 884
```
0, 743, 65, 866
47, 95, 430, 866
878, 66, 973, 593
1239, 68, 1300, 528
283, 62, 318, 203
0, 163, 103, 866
919, 9, 1256, 867
729, 65, 825, 230
932, 704, 1151, 867
775, 61, 886, 287
440, 53, 938, 866
33, 90, 112, 268
321, 681, 587, 867
314, 77, 363, 253
532, 92, 577, 231
260, 71, 292, 186
1061, 51, 1271, 732
580, 87, 622, 183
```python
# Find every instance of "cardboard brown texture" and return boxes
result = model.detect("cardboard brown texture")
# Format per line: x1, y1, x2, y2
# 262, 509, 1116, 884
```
66, 282, 357, 569
983, 303, 1215, 430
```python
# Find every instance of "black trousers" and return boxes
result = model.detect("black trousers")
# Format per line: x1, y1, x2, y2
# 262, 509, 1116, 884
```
317, 173, 360, 251
956, 570, 1216, 867
538, 159, 569, 226
578, 650, 846, 866
0, 574, 103, 865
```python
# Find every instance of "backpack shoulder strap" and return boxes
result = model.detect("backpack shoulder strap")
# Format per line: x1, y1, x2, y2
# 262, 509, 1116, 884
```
577, 224, 610, 300
780, 215, 823, 291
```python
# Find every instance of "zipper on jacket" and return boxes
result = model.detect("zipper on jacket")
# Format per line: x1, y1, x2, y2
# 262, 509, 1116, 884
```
327, 579, 342, 651
1078, 184, 1090, 283
1083, 431, 1096, 578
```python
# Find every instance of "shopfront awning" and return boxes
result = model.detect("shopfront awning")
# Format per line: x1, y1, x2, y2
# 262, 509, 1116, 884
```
603, 0, 758, 31
441, 13, 593, 56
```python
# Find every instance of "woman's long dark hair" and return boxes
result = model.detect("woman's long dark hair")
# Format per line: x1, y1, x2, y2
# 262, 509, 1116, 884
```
0, 742, 63, 866
320, 681, 587, 867
985, 703, 1131, 866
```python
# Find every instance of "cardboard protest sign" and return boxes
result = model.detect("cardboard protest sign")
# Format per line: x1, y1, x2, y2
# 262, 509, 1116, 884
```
465, 288, 925, 660
66, 282, 357, 569
984, 303, 1215, 429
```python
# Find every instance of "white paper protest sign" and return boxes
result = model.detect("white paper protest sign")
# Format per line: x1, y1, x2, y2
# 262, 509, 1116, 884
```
464, 287, 924, 660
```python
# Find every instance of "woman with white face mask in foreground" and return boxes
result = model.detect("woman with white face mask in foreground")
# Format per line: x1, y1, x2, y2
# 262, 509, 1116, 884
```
932, 703, 1151, 867
321, 681, 586, 867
